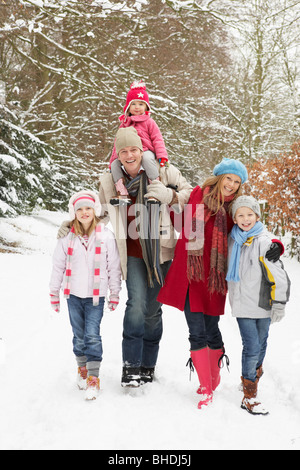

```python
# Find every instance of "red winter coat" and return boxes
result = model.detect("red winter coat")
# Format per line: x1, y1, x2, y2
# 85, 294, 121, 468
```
157, 186, 234, 316
109, 114, 168, 168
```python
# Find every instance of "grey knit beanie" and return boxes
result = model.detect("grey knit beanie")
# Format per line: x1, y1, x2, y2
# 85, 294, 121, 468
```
115, 127, 143, 155
231, 195, 261, 219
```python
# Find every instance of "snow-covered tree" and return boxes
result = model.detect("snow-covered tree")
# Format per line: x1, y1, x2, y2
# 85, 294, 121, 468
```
217, 0, 300, 161
0, 103, 93, 216
0, 0, 236, 188
245, 140, 300, 259
1, 0, 299, 216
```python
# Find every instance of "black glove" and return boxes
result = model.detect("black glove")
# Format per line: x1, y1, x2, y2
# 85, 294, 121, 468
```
265, 242, 281, 262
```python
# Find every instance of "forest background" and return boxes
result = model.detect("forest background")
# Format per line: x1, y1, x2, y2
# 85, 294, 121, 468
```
0, 0, 299, 257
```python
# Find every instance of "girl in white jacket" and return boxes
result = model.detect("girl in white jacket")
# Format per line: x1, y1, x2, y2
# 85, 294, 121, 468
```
49, 190, 122, 400
226, 196, 290, 416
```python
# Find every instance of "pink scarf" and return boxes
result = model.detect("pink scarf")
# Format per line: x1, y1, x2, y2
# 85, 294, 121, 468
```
64, 223, 103, 306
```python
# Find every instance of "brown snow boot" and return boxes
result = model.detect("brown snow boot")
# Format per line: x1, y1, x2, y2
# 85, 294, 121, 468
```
239, 365, 264, 391
241, 377, 269, 416
256, 364, 264, 382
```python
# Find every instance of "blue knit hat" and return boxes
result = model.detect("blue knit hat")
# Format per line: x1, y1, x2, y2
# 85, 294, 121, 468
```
213, 158, 248, 184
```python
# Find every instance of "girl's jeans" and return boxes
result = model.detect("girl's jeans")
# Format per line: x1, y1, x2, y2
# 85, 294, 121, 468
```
67, 295, 105, 364
122, 256, 171, 369
184, 293, 224, 351
237, 317, 271, 382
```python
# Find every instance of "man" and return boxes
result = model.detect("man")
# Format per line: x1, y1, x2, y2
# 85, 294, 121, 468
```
99, 127, 192, 387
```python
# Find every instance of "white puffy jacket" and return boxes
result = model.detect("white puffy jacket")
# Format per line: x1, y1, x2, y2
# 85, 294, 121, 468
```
50, 225, 122, 299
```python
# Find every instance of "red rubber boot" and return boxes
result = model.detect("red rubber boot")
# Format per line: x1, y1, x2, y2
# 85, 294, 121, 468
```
209, 348, 223, 391
191, 348, 213, 409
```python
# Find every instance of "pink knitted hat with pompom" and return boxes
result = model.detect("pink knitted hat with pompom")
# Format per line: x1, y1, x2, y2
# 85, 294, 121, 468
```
123, 80, 151, 115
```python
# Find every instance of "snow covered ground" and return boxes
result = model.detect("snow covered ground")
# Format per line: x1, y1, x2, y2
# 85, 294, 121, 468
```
0, 211, 300, 450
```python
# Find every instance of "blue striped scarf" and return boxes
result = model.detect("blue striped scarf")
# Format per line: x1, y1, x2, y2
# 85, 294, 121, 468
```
226, 222, 264, 282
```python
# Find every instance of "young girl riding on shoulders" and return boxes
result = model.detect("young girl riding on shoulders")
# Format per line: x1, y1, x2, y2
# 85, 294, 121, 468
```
109, 81, 169, 206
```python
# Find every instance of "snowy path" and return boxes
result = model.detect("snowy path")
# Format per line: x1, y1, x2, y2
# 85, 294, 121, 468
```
0, 212, 300, 450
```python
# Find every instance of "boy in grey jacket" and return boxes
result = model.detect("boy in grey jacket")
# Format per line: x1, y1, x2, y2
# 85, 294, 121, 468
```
226, 196, 290, 415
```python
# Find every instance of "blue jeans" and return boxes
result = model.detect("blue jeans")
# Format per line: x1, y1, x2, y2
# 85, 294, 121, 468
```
184, 293, 223, 351
237, 317, 271, 382
67, 295, 105, 363
122, 256, 171, 368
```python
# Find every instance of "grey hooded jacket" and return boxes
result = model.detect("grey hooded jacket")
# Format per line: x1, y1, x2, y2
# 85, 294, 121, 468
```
227, 231, 291, 319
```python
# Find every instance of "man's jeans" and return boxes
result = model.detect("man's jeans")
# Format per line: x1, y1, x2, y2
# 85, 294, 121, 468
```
237, 317, 271, 382
184, 293, 224, 351
122, 256, 171, 368
67, 295, 105, 363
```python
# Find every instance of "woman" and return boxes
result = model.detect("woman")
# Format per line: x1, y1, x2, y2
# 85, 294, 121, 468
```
158, 158, 282, 409
157, 158, 248, 409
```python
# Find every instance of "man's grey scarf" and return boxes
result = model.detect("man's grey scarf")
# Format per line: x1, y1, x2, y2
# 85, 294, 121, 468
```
125, 171, 164, 287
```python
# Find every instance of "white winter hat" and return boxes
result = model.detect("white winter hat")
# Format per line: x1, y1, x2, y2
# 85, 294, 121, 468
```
231, 195, 261, 220
68, 190, 101, 220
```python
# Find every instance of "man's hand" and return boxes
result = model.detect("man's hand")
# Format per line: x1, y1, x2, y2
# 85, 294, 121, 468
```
144, 180, 173, 205
57, 220, 71, 239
